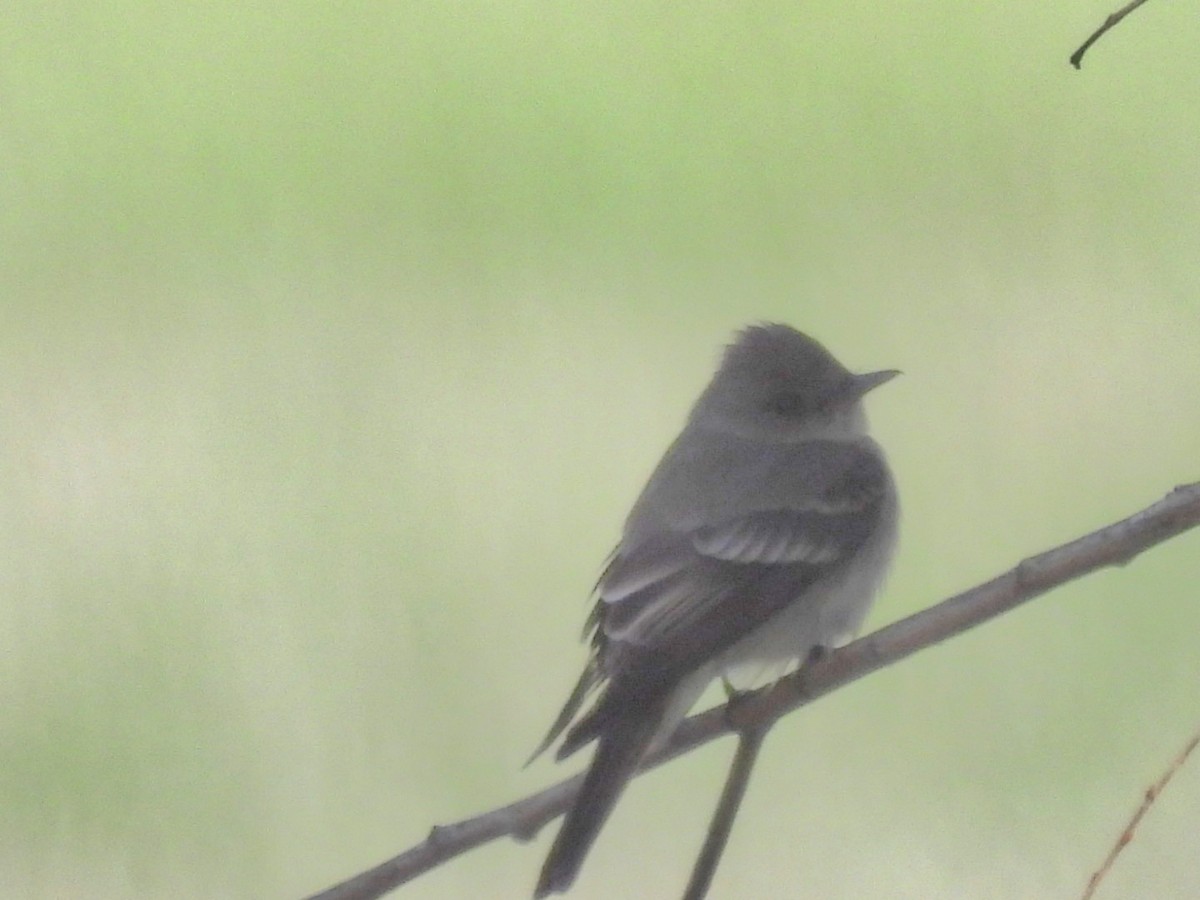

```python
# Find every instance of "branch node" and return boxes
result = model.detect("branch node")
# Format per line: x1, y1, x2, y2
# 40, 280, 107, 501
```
510, 812, 542, 844
1013, 557, 1037, 588
722, 685, 768, 734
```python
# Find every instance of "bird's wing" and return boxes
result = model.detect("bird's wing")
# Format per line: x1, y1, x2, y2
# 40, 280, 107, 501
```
534, 439, 891, 763
596, 440, 890, 678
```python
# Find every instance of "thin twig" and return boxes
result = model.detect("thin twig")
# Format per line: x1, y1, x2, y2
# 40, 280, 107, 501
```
1080, 729, 1200, 900
305, 481, 1200, 900
681, 726, 767, 900
1070, 0, 1155, 69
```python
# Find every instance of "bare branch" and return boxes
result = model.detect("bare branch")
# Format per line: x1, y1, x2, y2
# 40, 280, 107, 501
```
1080, 729, 1200, 900
682, 725, 766, 900
1070, 0, 1155, 69
305, 481, 1200, 900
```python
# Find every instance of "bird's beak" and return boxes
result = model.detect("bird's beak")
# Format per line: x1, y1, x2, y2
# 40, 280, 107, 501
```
852, 369, 901, 396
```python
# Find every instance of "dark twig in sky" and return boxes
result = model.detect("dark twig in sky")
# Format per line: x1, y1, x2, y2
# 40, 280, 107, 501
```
1071, 0, 1155, 69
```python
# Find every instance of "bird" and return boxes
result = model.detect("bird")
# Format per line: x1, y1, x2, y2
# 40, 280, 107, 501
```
530, 323, 899, 897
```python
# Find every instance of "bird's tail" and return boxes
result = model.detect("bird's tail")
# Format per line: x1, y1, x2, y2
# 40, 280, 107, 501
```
533, 696, 665, 897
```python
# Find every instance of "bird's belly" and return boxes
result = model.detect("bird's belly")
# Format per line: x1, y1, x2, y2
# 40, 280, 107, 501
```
716, 509, 896, 690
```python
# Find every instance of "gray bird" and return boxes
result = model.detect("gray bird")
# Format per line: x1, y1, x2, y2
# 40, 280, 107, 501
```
531, 323, 899, 897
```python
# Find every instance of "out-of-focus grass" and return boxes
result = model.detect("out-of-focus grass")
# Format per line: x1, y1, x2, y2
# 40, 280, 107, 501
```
2, 2, 1199, 898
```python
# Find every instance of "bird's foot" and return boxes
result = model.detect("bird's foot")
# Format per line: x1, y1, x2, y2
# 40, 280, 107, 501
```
801, 643, 830, 671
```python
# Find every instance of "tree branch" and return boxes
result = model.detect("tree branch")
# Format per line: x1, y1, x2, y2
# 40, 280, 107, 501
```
1070, 0, 1155, 69
1080, 728, 1200, 900
305, 481, 1200, 900
681, 725, 766, 900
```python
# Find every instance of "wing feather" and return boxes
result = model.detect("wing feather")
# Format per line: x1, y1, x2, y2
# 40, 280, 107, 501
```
597, 441, 889, 678
537, 439, 892, 759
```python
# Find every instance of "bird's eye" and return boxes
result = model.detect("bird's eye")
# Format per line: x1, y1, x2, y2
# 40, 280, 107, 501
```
764, 392, 812, 416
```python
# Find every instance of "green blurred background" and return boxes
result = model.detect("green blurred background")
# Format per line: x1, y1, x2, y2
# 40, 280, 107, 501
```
2, 2, 1198, 898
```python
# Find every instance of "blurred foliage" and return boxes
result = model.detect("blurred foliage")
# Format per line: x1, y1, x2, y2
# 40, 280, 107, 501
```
2, 2, 1199, 898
